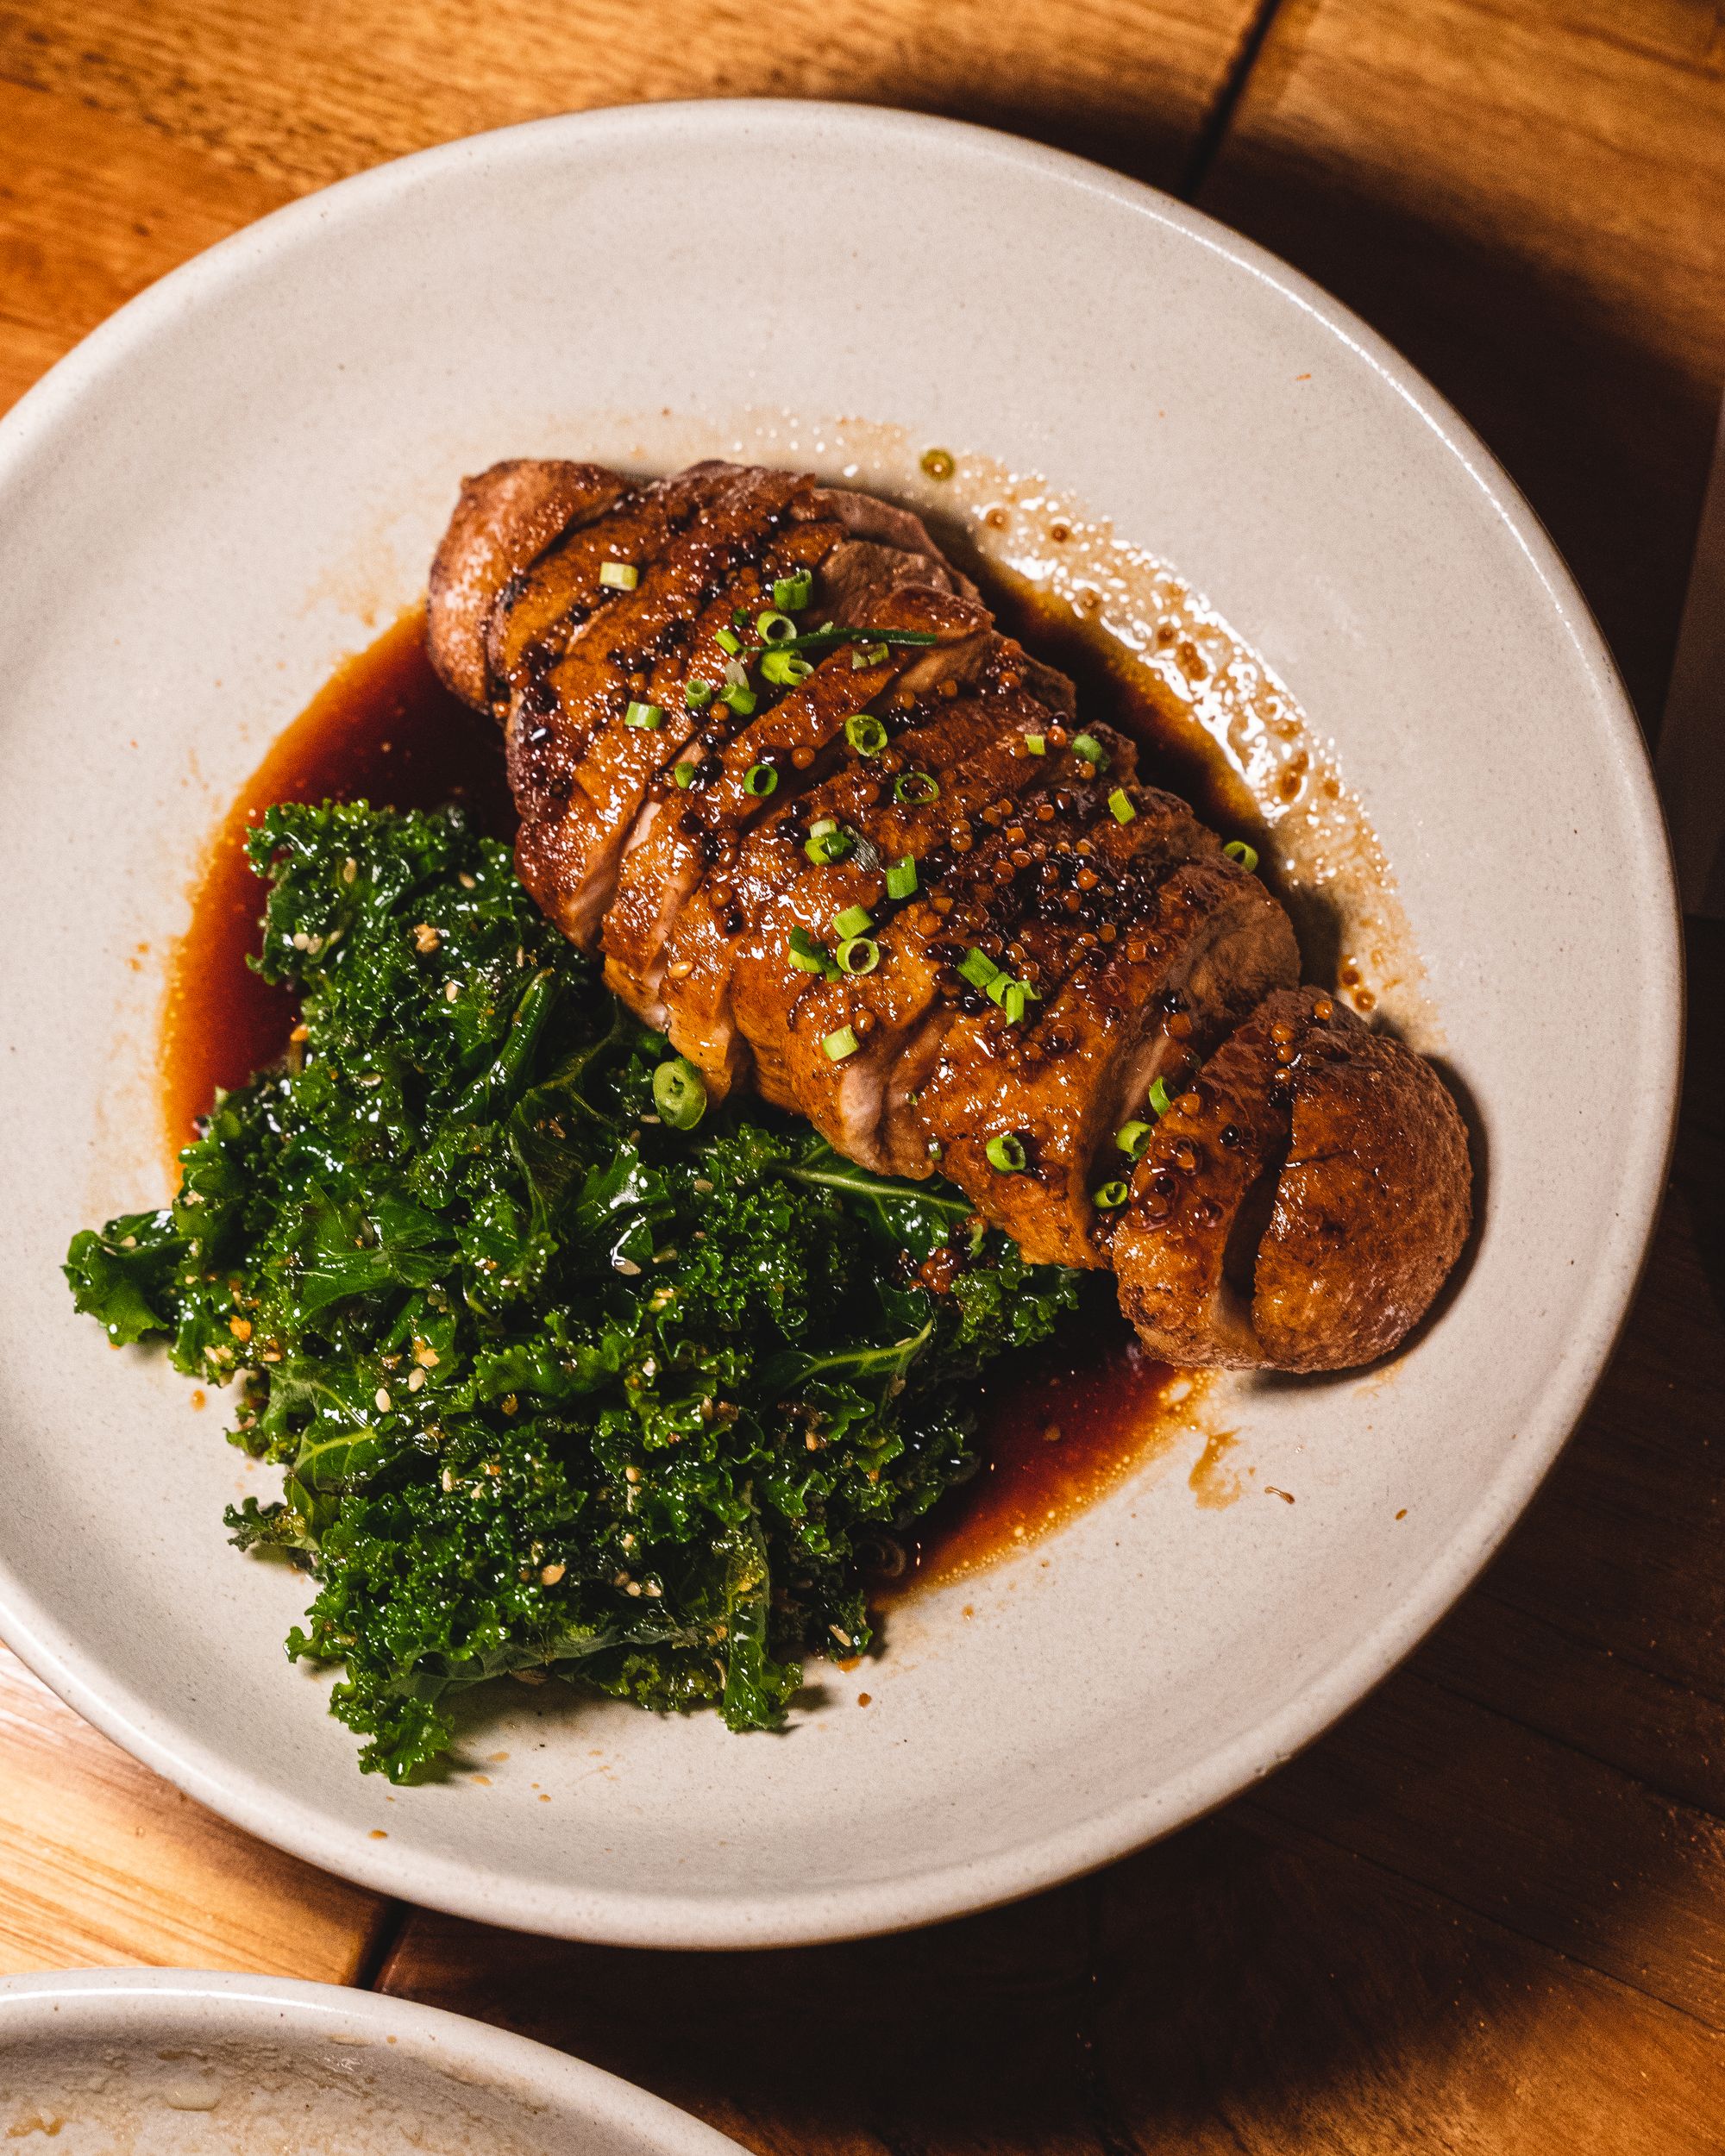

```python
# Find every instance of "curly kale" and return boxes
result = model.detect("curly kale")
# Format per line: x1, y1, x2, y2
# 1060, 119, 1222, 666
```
66, 802, 1079, 1779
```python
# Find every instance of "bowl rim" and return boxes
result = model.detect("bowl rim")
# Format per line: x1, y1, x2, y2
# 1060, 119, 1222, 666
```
0, 1965, 737, 2147
0, 97, 1683, 1949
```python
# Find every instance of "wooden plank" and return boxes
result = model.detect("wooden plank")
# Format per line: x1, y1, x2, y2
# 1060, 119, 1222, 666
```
1398, 923, 1725, 1814
1199, 0, 1725, 719
1244, 1665, 1725, 2026
377, 1811, 1725, 2153
0, 79, 290, 413
0, 0, 1261, 197
0, 1647, 388, 1979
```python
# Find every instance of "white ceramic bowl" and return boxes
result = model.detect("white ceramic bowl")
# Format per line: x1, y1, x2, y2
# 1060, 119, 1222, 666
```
0, 1968, 736, 2150
0, 103, 1679, 1946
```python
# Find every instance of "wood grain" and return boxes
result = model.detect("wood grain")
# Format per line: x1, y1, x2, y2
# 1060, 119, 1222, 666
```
0, 1647, 386, 1978
0, 0, 1261, 197
1197, 0, 1725, 720
376, 1806, 1725, 2153
3, 2, 1725, 2147
0, 80, 289, 413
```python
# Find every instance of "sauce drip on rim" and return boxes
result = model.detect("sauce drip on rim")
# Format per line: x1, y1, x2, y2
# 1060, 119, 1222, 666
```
162, 605, 1194, 1585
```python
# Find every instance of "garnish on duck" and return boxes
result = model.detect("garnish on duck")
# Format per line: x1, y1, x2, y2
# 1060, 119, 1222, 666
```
430, 460, 1471, 1372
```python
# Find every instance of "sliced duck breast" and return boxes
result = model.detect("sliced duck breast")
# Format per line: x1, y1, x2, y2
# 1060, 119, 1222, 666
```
603, 584, 987, 1033
426, 458, 638, 711
1111, 987, 1470, 1369
917, 837, 1298, 1267
722, 655, 1082, 1111
773, 734, 1135, 1172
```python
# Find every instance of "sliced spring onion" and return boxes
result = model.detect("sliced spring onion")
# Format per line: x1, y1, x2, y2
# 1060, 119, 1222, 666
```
1223, 839, 1260, 873
885, 855, 918, 900
837, 936, 880, 975
894, 770, 940, 804
743, 762, 778, 798
958, 947, 1000, 991
599, 561, 639, 591
805, 825, 855, 866
1147, 1075, 1173, 1119
756, 609, 797, 643
808, 818, 837, 837
1108, 788, 1136, 824
822, 1025, 860, 1062
624, 701, 663, 730
651, 1056, 707, 1130
997, 981, 1029, 1024
1093, 1179, 1130, 1210
1070, 731, 1108, 768
845, 713, 888, 755
761, 649, 814, 687
673, 761, 699, 789
772, 568, 813, 611
985, 1132, 1027, 1173
715, 625, 743, 655
832, 904, 873, 939
850, 642, 890, 669
719, 683, 757, 717
1024, 732, 1046, 755
1116, 1119, 1153, 1157
685, 678, 714, 708
787, 926, 827, 974
926, 1138, 944, 1161
777, 625, 941, 655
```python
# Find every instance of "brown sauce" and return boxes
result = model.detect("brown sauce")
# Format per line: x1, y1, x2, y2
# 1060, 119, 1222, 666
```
161, 604, 1203, 1587
976, 565, 1276, 888
161, 608, 509, 1153
880, 1308, 1190, 1598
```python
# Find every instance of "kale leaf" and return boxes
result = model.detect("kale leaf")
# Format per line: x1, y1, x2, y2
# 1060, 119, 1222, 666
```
66, 802, 1079, 1779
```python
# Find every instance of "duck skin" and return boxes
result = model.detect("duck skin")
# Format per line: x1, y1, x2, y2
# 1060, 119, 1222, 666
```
429, 460, 1471, 1371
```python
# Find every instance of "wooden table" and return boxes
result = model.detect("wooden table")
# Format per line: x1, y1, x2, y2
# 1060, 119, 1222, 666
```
3, 4, 1722, 2145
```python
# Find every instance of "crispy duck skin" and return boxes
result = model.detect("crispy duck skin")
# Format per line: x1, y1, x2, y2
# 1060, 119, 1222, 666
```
1111, 988, 1471, 1370
428, 461, 1472, 1372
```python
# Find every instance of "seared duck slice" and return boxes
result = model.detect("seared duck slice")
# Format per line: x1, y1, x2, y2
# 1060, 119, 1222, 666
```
426, 458, 638, 711
430, 461, 967, 952
772, 728, 1136, 1173
1111, 987, 1470, 1369
916, 829, 1298, 1266
720, 653, 1080, 1116
605, 583, 988, 1043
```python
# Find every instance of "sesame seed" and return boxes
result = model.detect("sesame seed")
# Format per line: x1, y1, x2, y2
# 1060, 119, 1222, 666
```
443, 980, 460, 1002
540, 1561, 566, 1585
374, 1388, 391, 1412
413, 923, 441, 953
407, 1366, 425, 1393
